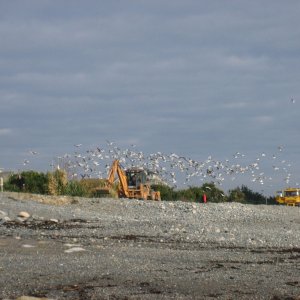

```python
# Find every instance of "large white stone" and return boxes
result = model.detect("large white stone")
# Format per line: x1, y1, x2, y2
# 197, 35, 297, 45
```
16, 296, 54, 300
64, 247, 86, 253
18, 211, 30, 218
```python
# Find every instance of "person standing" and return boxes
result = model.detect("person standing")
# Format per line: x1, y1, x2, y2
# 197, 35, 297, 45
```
203, 193, 207, 203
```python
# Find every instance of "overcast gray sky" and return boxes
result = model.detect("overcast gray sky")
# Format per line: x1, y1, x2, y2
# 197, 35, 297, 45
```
1, 0, 299, 195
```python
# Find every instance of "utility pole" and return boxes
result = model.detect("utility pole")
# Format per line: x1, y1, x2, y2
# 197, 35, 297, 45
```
0, 177, 3, 192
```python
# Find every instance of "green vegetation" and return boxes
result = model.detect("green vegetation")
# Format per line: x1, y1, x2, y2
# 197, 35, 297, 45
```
152, 182, 226, 203
229, 185, 277, 205
47, 169, 68, 195
151, 182, 275, 204
64, 180, 87, 197
4, 171, 48, 194
3, 171, 276, 204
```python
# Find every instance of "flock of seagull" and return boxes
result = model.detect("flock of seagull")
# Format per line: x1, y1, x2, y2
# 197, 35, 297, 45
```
21, 139, 298, 193
15, 97, 299, 192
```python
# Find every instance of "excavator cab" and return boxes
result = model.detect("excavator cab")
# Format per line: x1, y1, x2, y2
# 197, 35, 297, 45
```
123, 168, 154, 200
126, 169, 147, 188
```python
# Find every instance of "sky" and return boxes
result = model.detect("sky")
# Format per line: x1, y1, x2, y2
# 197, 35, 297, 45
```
0, 0, 300, 195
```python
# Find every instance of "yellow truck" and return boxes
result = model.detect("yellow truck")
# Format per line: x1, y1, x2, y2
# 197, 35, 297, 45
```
276, 188, 300, 206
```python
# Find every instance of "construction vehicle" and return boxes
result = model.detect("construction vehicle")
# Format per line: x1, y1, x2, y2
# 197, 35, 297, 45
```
96, 160, 161, 201
275, 188, 300, 206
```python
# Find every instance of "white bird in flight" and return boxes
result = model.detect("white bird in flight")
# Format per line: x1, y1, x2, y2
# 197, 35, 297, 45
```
29, 150, 38, 155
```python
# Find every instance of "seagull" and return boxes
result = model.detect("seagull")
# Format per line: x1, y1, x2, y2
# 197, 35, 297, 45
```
29, 150, 38, 155
106, 140, 115, 146
97, 147, 104, 153
74, 144, 82, 147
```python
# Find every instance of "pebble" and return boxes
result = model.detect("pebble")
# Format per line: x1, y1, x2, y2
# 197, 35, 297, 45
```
16, 296, 54, 300
64, 243, 82, 247
22, 244, 35, 248
64, 247, 86, 253
0, 210, 10, 222
18, 211, 30, 219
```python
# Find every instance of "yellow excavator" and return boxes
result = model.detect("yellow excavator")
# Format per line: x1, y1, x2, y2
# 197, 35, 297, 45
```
275, 187, 300, 206
96, 160, 161, 201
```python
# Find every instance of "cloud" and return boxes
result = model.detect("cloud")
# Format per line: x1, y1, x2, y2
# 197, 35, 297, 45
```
252, 115, 274, 124
224, 55, 269, 70
0, 128, 12, 136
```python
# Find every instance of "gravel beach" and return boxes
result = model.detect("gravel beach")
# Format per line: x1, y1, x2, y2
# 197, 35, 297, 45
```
0, 192, 299, 299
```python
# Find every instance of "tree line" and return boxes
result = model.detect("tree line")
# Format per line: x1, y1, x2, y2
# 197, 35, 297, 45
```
152, 183, 276, 204
3, 170, 276, 205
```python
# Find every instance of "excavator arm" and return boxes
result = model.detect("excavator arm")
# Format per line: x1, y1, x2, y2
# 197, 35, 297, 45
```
106, 160, 119, 186
116, 163, 129, 198
105, 160, 129, 198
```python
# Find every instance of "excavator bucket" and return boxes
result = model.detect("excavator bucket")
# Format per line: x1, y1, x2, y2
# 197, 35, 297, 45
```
93, 187, 110, 197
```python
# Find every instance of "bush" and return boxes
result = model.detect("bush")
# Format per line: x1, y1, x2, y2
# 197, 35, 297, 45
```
151, 184, 175, 201
64, 180, 87, 197
241, 185, 276, 205
4, 171, 48, 194
228, 187, 246, 203
176, 188, 198, 202
47, 169, 68, 195
78, 178, 106, 197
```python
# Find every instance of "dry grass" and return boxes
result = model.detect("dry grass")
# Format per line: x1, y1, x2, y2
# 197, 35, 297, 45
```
2, 192, 78, 206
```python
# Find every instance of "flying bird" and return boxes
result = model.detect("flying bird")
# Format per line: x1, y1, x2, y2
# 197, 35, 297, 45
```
106, 140, 115, 146
29, 150, 39, 155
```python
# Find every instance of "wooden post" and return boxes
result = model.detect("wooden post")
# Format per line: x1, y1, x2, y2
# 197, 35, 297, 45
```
0, 177, 3, 192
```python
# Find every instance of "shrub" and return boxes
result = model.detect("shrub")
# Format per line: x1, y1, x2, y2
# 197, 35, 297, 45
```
64, 180, 87, 197
228, 187, 246, 203
4, 171, 48, 194
47, 169, 68, 195
78, 178, 105, 197
151, 184, 175, 201
199, 183, 227, 203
